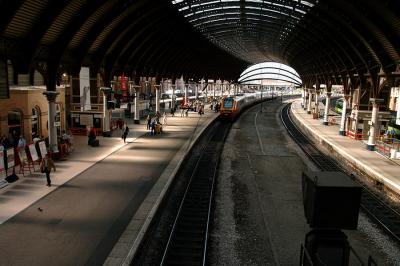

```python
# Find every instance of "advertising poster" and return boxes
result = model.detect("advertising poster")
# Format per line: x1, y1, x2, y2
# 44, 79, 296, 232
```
0, 149, 5, 173
28, 144, 39, 162
6, 148, 15, 168
18, 148, 28, 165
38, 141, 47, 157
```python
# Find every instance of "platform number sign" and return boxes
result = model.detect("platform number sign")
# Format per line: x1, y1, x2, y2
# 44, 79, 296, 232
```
0, 59, 9, 99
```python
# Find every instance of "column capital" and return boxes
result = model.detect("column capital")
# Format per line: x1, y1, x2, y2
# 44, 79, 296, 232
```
43, 91, 59, 102
369, 98, 384, 104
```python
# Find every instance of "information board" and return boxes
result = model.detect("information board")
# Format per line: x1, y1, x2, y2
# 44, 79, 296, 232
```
38, 141, 47, 157
18, 148, 28, 165
79, 114, 93, 126
28, 144, 39, 161
6, 148, 15, 168
0, 149, 5, 172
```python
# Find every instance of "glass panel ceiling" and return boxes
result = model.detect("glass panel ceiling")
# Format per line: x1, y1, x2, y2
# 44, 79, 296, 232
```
171, 0, 316, 63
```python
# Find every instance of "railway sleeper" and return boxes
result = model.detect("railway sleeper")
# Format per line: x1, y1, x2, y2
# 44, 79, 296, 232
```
182, 203, 209, 209
174, 233, 204, 243
180, 213, 207, 219
164, 257, 203, 266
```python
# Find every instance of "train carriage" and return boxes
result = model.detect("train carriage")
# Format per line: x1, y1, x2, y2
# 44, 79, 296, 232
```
219, 92, 262, 121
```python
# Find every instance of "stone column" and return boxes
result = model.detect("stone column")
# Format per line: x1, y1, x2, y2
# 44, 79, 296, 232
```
302, 88, 306, 108
43, 91, 59, 153
307, 89, 313, 114
339, 95, 349, 136
323, 92, 332, 125
367, 99, 382, 151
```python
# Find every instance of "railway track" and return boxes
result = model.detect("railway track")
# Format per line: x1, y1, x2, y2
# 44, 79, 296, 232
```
280, 103, 400, 243
159, 121, 231, 266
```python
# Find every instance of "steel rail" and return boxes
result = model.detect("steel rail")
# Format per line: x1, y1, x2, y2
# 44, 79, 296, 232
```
160, 121, 231, 266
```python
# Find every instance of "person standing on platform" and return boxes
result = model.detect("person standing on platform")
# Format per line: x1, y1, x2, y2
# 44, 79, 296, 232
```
40, 154, 56, 187
122, 124, 129, 143
17, 135, 26, 149
146, 115, 151, 130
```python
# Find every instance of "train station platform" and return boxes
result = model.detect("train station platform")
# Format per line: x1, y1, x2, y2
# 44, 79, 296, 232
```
290, 99, 400, 197
0, 106, 219, 266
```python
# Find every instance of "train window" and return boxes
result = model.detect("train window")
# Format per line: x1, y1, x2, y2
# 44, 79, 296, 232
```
224, 98, 234, 108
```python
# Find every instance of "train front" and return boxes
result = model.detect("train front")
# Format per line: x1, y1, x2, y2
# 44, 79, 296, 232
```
219, 97, 235, 120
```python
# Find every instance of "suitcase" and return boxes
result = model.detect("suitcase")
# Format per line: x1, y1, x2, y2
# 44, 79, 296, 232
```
91, 139, 100, 147
155, 124, 162, 134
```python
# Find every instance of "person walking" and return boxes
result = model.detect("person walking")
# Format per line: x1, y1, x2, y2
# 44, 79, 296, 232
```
122, 124, 129, 143
40, 154, 56, 187
146, 115, 151, 130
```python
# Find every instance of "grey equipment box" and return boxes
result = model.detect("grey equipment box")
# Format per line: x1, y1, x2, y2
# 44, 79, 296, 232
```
302, 171, 362, 230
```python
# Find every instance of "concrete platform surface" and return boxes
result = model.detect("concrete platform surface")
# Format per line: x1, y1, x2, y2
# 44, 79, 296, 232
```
0, 108, 218, 266
291, 99, 400, 195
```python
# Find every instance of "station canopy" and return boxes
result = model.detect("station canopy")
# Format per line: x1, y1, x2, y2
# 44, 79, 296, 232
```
238, 62, 302, 86
0, 0, 398, 85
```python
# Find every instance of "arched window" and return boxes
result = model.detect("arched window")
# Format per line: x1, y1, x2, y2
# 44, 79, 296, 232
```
31, 106, 41, 138
8, 110, 22, 140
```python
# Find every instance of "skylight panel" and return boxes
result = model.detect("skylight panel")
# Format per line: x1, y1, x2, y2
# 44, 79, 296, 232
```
179, 6, 189, 11
295, 8, 306, 14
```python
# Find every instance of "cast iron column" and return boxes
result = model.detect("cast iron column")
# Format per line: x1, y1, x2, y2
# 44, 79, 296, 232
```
366, 99, 383, 150
307, 89, 313, 114
155, 84, 160, 113
100, 87, 112, 137
339, 95, 349, 136
323, 92, 331, 125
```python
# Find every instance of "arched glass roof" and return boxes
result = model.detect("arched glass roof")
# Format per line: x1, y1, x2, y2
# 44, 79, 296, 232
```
238, 62, 302, 86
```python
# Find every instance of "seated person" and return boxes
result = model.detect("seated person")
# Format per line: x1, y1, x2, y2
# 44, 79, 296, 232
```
88, 127, 97, 145
61, 130, 71, 144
